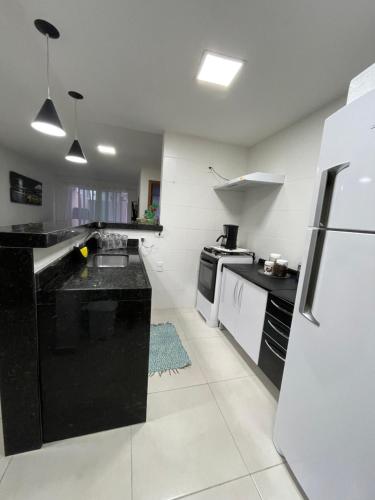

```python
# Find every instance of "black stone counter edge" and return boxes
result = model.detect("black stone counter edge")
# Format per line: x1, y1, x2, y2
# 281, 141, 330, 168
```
223, 261, 298, 294
94, 223, 163, 232
137, 243, 152, 290
0, 222, 163, 248
270, 289, 298, 305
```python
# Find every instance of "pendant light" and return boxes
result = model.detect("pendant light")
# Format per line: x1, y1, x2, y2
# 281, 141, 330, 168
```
31, 19, 66, 137
65, 91, 87, 164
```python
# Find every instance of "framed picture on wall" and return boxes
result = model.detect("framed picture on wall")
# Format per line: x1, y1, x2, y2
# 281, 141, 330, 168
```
9, 171, 43, 206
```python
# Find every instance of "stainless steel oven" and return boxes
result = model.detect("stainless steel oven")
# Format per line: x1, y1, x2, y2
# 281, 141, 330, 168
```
198, 251, 218, 304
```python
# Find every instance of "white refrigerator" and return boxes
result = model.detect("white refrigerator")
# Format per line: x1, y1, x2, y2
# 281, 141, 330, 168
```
274, 88, 375, 500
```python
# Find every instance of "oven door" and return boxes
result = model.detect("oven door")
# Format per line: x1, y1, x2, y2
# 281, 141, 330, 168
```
198, 252, 218, 303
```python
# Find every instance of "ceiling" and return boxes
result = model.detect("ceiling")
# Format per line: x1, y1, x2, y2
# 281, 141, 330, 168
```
1, 0, 375, 184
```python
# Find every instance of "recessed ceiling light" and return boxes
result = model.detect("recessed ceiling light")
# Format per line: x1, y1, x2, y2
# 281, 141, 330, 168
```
196, 51, 244, 87
97, 144, 116, 155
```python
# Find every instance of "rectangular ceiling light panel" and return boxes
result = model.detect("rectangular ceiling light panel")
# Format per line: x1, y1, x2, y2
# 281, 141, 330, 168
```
97, 145, 116, 155
197, 51, 244, 87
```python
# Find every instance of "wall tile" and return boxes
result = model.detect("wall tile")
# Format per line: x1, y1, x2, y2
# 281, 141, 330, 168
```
241, 98, 344, 268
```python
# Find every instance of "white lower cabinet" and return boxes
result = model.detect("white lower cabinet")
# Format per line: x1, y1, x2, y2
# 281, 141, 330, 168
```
218, 268, 267, 364
217, 267, 239, 335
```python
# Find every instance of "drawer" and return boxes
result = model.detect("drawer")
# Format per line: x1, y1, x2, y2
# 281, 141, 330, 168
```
266, 294, 294, 327
263, 313, 289, 350
258, 334, 286, 390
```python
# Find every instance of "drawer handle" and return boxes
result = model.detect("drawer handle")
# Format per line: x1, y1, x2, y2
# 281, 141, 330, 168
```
267, 320, 289, 340
238, 283, 244, 308
233, 281, 239, 306
265, 339, 286, 363
270, 299, 293, 317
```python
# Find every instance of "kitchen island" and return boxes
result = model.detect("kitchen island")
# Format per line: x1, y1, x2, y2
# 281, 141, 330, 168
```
0, 223, 153, 455
37, 242, 151, 443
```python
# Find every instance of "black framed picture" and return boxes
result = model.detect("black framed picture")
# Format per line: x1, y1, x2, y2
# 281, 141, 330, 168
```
10, 171, 42, 206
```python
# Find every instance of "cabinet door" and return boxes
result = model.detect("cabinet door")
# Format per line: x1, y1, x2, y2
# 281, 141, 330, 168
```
237, 280, 267, 364
218, 269, 240, 334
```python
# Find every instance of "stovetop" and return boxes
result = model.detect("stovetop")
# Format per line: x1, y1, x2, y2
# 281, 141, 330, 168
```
204, 246, 254, 257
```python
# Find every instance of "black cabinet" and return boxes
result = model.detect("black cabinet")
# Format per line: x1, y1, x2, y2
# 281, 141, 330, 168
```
38, 295, 150, 443
258, 335, 286, 389
258, 293, 295, 390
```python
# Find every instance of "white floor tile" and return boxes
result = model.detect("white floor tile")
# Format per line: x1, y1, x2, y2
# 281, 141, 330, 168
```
148, 341, 207, 393
132, 385, 247, 500
190, 337, 251, 383
175, 308, 204, 322
0, 428, 132, 500
177, 316, 220, 340
0, 456, 9, 481
183, 476, 261, 499
252, 464, 304, 500
151, 308, 180, 322
0, 421, 10, 480
210, 377, 282, 473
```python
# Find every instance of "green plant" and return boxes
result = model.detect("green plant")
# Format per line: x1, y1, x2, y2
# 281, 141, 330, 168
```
144, 202, 158, 220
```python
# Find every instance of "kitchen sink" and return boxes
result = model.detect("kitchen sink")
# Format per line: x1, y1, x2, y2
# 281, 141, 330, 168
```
87, 253, 129, 268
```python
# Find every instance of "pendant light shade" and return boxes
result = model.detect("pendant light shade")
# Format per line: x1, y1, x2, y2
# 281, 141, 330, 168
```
31, 98, 65, 136
65, 139, 87, 164
31, 20, 65, 137
65, 91, 87, 164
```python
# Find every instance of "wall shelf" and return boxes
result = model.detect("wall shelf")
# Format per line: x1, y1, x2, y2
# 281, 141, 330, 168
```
213, 172, 285, 191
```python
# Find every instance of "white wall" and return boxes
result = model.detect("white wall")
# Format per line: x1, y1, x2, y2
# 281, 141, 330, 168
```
34, 232, 90, 272
148, 132, 248, 309
0, 143, 56, 226
240, 97, 345, 269
138, 165, 161, 216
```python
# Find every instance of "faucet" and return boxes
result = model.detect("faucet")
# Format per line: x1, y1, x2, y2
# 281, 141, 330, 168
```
85, 230, 104, 248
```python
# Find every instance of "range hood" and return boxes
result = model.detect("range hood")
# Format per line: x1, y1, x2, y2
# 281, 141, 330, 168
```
213, 172, 285, 191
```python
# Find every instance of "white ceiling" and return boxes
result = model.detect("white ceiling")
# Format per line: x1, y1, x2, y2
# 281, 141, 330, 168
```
1, 0, 375, 184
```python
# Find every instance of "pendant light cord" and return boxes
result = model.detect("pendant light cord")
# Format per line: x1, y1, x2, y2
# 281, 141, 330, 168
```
74, 100, 78, 139
46, 34, 50, 98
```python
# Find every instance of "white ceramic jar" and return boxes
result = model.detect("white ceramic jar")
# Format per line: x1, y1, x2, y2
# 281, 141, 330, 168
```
269, 253, 281, 262
264, 260, 274, 275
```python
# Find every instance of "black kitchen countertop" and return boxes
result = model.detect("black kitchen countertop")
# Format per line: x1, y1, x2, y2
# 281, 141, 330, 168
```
0, 220, 163, 248
62, 248, 150, 292
37, 246, 151, 304
224, 262, 298, 295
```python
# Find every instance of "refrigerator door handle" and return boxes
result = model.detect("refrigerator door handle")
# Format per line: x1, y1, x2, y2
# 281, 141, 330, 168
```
313, 162, 350, 228
299, 229, 326, 327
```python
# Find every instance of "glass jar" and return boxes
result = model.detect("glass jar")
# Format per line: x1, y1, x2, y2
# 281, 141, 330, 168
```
273, 259, 288, 277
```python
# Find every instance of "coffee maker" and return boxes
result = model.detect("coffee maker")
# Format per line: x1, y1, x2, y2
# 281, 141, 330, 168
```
216, 224, 239, 250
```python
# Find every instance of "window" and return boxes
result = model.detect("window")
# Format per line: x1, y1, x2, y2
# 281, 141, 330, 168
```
70, 187, 128, 222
